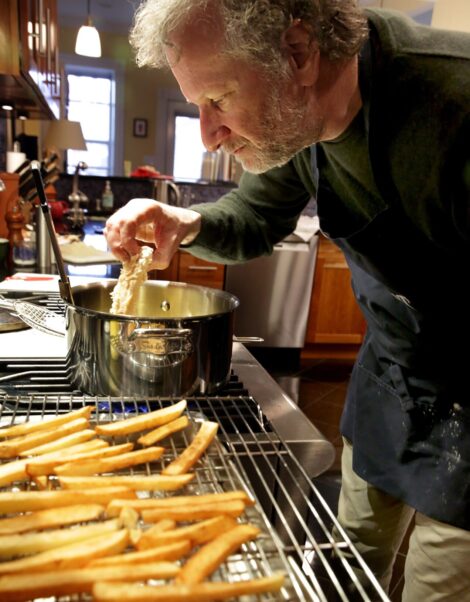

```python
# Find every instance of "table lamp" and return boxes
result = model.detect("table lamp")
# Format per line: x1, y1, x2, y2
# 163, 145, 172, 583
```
44, 119, 87, 171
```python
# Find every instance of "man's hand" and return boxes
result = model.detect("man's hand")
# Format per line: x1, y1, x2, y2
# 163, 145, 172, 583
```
104, 199, 202, 269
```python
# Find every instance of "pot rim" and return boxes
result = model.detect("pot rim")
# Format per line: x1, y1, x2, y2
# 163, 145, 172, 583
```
67, 279, 240, 321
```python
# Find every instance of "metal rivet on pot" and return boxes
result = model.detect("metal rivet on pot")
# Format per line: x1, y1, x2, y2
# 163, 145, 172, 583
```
161, 300, 171, 312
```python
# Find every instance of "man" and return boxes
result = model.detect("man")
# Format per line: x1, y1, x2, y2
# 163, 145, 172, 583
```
105, 1, 470, 599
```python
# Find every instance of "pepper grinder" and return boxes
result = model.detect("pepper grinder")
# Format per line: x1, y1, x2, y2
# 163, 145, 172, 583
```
5, 202, 24, 268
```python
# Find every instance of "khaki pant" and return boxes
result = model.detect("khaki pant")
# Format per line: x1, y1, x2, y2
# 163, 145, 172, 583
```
335, 438, 470, 601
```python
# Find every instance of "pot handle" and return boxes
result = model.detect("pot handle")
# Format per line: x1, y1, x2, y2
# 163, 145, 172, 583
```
123, 327, 193, 366
233, 336, 264, 343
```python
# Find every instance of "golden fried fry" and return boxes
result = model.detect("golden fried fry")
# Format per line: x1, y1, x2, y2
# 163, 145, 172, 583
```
177, 524, 261, 584
0, 504, 105, 535
0, 460, 28, 488
0, 530, 129, 575
0, 562, 179, 602
89, 539, 191, 567
0, 406, 93, 439
92, 572, 285, 601
137, 415, 189, 447
162, 421, 218, 476
0, 440, 107, 487
141, 500, 246, 523
18, 428, 96, 457
137, 515, 237, 550
58, 473, 194, 491
95, 400, 187, 436
0, 519, 120, 559
0, 418, 90, 459
26, 442, 131, 477
54, 446, 165, 477
0, 487, 136, 514
106, 490, 253, 517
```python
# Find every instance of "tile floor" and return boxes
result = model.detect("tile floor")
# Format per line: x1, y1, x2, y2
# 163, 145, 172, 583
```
251, 349, 408, 602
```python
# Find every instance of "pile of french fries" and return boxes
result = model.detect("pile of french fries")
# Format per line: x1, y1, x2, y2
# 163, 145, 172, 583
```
0, 402, 285, 601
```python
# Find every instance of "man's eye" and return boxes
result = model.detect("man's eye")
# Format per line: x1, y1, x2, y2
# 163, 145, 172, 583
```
211, 96, 226, 109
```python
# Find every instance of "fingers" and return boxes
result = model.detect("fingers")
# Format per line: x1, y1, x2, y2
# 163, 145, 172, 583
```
104, 199, 160, 261
104, 199, 201, 269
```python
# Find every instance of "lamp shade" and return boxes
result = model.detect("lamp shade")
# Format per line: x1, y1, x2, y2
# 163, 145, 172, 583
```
44, 120, 87, 151
75, 23, 102, 57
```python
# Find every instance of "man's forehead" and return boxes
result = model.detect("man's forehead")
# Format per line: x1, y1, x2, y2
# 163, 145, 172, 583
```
166, 7, 224, 61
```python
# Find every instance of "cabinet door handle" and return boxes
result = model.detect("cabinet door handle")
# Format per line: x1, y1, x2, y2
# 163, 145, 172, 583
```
187, 265, 218, 271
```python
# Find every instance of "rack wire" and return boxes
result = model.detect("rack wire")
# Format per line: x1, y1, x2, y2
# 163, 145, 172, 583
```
0, 393, 390, 601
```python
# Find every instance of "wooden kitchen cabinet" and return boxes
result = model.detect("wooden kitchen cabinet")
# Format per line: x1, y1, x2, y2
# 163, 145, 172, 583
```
178, 251, 225, 289
0, 0, 61, 118
148, 251, 225, 290
303, 235, 366, 360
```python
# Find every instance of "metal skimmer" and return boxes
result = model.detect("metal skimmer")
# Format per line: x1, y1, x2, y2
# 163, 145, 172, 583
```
0, 394, 389, 601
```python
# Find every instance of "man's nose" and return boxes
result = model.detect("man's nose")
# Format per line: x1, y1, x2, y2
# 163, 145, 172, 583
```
199, 107, 231, 151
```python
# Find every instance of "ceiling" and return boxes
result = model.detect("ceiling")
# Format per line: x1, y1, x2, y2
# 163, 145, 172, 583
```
57, 0, 141, 34
57, 0, 435, 36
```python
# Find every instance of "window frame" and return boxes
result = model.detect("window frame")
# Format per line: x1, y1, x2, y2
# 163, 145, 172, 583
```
61, 53, 124, 176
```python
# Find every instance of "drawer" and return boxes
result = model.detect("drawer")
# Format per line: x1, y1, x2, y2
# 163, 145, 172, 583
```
178, 252, 225, 289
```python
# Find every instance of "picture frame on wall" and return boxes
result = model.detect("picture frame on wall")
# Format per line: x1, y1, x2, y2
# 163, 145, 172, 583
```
133, 118, 148, 138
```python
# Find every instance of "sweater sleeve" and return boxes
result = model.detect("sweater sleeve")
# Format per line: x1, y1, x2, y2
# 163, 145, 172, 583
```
184, 150, 315, 264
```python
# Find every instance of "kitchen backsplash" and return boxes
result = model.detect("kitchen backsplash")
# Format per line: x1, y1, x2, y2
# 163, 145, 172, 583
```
54, 174, 236, 215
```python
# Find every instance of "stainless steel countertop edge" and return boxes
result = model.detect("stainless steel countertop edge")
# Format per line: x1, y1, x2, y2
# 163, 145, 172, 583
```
231, 342, 335, 477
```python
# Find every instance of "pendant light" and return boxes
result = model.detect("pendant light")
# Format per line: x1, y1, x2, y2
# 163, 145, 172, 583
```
75, 0, 102, 58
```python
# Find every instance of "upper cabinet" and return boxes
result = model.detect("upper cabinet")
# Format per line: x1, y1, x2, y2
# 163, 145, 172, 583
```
0, 0, 61, 118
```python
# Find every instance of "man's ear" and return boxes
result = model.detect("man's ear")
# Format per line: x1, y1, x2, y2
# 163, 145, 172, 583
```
282, 19, 319, 86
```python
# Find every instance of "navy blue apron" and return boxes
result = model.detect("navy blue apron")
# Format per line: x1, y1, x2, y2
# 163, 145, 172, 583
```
309, 37, 470, 529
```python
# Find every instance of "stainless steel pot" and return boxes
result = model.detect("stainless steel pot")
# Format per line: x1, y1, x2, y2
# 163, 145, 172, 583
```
63, 280, 239, 397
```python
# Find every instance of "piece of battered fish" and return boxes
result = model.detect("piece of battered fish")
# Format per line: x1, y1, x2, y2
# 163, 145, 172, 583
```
110, 245, 154, 315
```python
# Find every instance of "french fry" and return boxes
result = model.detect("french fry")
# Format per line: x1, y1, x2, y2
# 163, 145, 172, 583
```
54, 446, 165, 477
93, 572, 286, 601
0, 518, 120, 559
106, 490, 253, 518
0, 460, 28, 488
18, 428, 96, 457
31, 476, 49, 490
118, 506, 139, 531
177, 524, 261, 584
0, 486, 136, 514
141, 500, 246, 523
0, 504, 105, 535
89, 539, 191, 567
0, 418, 90, 459
0, 406, 93, 439
58, 473, 194, 491
0, 529, 129, 575
137, 415, 189, 447
0, 562, 179, 602
162, 420, 218, 476
137, 515, 237, 550
26, 442, 132, 477
95, 399, 187, 436
0, 440, 108, 487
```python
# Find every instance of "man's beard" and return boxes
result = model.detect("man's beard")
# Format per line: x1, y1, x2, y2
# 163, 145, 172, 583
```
225, 82, 324, 174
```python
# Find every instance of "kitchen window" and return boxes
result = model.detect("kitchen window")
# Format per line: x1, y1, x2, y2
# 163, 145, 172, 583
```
61, 53, 124, 175
173, 114, 206, 180
64, 65, 116, 176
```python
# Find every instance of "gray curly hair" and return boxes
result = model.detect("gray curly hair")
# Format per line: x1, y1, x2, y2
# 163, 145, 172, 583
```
130, 0, 368, 72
